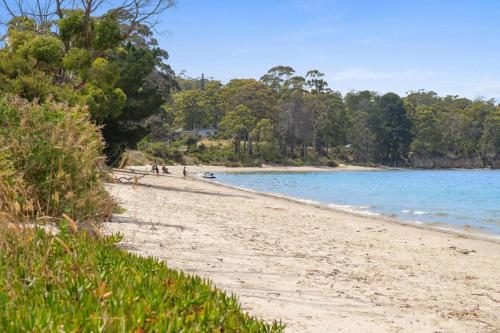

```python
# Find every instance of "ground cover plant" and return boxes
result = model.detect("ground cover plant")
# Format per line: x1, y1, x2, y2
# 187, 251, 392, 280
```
0, 225, 284, 332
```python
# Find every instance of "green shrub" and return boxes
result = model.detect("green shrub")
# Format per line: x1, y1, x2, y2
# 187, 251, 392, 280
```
0, 226, 284, 332
326, 160, 338, 167
138, 139, 186, 164
0, 95, 115, 223
138, 140, 171, 161
223, 161, 242, 167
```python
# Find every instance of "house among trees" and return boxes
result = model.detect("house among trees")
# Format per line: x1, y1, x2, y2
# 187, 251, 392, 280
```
182, 127, 219, 138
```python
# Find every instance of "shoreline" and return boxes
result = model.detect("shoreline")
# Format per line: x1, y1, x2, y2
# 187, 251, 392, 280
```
121, 165, 500, 244
118, 163, 393, 174
106, 167, 500, 332
199, 177, 500, 245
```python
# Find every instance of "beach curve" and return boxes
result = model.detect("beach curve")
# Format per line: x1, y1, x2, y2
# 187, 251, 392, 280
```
105, 166, 500, 332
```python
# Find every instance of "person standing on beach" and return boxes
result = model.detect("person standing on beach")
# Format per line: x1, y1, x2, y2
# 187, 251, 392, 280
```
151, 164, 159, 175
162, 164, 169, 174
183, 166, 187, 178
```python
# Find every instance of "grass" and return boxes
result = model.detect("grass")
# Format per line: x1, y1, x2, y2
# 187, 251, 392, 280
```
0, 225, 284, 332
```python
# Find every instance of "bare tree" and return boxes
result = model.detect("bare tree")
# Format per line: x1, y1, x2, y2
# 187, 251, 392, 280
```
1, 0, 175, 39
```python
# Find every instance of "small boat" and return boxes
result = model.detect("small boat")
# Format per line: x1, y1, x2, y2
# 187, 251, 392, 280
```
202, 172, 216, 179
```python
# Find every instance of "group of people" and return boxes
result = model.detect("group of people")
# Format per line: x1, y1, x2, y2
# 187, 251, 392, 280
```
151, 164, 187, 178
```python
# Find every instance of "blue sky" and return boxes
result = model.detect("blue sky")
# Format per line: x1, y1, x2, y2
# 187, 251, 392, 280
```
157, 0, 500, 99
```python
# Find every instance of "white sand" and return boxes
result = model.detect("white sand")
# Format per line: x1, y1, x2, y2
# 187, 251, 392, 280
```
105, 166, 500, 333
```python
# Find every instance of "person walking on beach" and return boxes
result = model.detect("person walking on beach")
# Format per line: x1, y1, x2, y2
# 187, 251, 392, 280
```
183, 166, 187, 179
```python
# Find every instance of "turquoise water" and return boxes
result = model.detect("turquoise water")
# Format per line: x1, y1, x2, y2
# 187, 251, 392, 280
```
214, 170, 500, 236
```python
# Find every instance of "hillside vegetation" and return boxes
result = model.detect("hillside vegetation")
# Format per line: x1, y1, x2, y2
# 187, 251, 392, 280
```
148, 70, 499, 168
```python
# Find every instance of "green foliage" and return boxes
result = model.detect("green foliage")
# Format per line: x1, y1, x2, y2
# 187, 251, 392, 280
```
63, 48, 91, 76
58, 10, 86, 45
90, 57, 120, 88
137, 140, 186, 164
1, 10, 176, 163
221, 79, 279, 121
21, 35, 64, 69
93, 14, 122, 52
405, 91, 499, 165
10, 72, 55, 102
161, 67, 500, 168
0, 226, 284, 332
102, 42, 176, 163
220, 105, 257, 154
171, 89, 206, 130
0, 95, 115, 223
83, 84, 127, 121
6, 17, 37, 51
481, 109, 500, 162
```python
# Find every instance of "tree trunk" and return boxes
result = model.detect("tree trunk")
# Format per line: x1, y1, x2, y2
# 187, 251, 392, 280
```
83, 0, 93, 49
234, 138, 241, 154
247, 134, 253, 155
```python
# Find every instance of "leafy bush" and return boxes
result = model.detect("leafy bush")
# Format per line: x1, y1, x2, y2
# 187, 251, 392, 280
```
326, 160, 338, 167
0, 225, 284, 332
137, 139, 188, 165
0, 96, 115, 223
223, 161, 242, 167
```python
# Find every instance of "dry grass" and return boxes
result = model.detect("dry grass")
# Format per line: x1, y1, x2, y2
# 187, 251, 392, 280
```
0, 95, 115, 225
199, 138, 233, 147
119, 149, 162, 168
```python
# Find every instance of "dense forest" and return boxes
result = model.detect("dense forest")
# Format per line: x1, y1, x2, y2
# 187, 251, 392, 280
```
157, 67, 500, 168
0, 5, 498, 169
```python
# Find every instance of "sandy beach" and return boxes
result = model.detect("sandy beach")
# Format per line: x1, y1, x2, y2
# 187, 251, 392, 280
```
105, 166, 500, 333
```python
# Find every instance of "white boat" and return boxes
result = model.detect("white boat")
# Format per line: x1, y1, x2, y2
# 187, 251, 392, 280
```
202, 172, 216, 179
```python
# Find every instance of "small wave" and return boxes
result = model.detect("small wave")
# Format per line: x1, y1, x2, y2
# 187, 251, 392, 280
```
432, 212, 449, 217
327, 203, 380, 216
296, 198, 321, 205
401, 209, 431, 216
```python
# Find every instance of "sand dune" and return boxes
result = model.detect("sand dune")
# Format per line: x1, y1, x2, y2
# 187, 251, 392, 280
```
105, 166, 500, 332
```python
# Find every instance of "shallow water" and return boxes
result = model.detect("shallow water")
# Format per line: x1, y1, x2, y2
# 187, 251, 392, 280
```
215, 170, 500, 235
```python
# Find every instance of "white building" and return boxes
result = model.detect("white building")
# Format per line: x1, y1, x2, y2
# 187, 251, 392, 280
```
182, 127, 219, 138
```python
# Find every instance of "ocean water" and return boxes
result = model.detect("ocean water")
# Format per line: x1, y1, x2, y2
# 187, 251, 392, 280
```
214, 170, 500, 236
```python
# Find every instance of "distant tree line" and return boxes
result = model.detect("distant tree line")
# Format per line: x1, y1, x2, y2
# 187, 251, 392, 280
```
163, 67, 500, 168
1, 2, 498, 168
